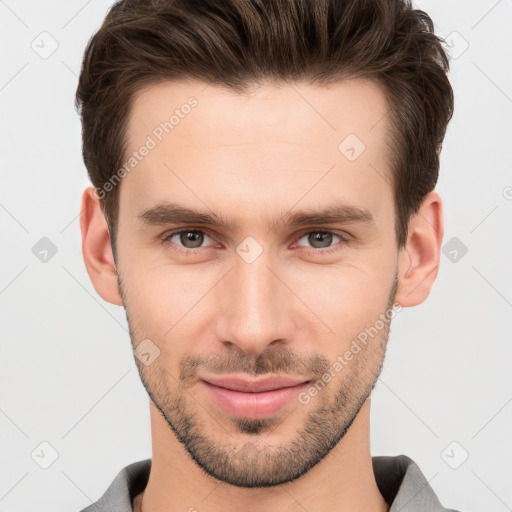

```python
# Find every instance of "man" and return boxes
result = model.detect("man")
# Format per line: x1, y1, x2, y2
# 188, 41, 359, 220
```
76, 0, 458, 510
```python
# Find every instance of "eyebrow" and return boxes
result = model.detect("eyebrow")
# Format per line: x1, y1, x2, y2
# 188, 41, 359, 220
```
137, 200, 374, 232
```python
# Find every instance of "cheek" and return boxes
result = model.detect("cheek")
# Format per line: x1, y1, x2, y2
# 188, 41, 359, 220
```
121, 261, 214, 338
285, 263, 394, 344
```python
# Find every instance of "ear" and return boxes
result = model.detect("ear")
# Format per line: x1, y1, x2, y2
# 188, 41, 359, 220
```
395, 190, 444, 307
79, 186, 124, 306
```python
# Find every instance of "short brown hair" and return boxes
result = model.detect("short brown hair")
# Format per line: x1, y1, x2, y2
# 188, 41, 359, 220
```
76, 0, 454, 258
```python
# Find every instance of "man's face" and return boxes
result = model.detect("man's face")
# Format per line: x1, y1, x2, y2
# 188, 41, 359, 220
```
116, 78, 399, 487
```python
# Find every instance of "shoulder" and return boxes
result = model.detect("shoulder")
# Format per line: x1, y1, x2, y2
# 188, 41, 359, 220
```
79, 458, 151, 512
372, 454, 464, 512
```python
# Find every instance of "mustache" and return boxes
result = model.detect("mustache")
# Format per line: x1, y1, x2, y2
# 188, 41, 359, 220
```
178, 346, 330, 384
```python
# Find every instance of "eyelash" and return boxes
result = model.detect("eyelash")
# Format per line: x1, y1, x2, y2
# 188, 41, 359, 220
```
160, 228, 349, 256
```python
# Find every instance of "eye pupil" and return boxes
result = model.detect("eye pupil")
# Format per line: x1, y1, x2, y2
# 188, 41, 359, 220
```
181, 230, 204, 248
309, 232, 333, 248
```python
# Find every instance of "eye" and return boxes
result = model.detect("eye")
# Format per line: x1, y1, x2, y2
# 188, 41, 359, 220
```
162, 229, 217, 253
161, 228, 348, 256
294, 230, 348, 254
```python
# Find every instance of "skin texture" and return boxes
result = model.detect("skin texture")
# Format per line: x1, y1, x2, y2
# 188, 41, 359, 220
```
80, 78, 443, 512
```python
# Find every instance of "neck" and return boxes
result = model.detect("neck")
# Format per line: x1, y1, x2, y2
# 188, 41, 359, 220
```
136, 398, 388, 512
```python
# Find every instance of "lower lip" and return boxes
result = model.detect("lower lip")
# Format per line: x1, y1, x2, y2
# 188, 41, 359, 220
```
201, 380, 311, 419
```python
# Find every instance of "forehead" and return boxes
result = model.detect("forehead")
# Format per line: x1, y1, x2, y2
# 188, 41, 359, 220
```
120, 78, 393, 229
128, 78, 389, 146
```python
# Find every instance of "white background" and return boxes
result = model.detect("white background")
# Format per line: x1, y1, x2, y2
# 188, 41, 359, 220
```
1, 1, 511, 511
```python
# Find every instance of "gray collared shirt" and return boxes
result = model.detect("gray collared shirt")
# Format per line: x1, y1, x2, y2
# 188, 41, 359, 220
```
79, 455, 461, 511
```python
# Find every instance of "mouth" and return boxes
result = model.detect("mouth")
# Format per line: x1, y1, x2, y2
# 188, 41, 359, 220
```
200, 375, 312, 419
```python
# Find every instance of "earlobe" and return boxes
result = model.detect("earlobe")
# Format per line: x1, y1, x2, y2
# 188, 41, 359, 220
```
80, 186, 124, 306
395, 191, 444, 307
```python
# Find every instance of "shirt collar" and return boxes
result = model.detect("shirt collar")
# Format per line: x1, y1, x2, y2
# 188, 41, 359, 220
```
81, 455, 452, 511
373, 454, 447, 511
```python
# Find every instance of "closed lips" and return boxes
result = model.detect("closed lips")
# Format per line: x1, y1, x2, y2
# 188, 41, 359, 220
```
201, 375, 311, 393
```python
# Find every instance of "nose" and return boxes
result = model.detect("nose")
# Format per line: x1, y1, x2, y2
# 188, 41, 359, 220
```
214, 251, 296, 355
